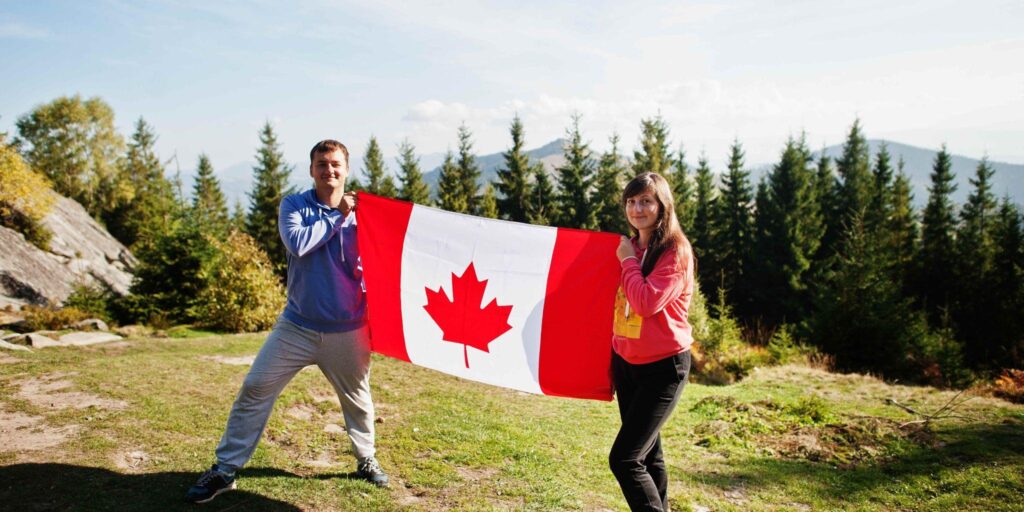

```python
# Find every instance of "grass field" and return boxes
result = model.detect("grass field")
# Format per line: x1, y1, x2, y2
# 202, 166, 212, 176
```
1, 330, 1022, 511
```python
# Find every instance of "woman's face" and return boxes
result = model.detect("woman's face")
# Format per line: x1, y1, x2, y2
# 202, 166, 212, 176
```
624, 190, 660, 232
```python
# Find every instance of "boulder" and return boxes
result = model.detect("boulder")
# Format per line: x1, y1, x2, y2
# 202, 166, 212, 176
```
25, 333, 61, 348
57, 331, 122, 346
0, 192, 135, 306
0, 339, 31, 352
71, 318, 110, 332
114, 325, 152, 338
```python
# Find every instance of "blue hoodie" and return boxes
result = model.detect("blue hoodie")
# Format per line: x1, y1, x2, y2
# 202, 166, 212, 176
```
277, 189, 365, 332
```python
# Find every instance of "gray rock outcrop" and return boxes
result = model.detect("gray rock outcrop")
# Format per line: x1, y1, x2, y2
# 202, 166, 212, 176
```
0, 192, 135, 306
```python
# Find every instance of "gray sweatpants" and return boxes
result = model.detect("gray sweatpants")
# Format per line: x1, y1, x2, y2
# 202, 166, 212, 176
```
215, 318, 375, 472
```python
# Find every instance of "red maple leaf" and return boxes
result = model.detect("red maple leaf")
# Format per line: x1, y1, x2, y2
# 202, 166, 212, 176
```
423, 262, 513, 368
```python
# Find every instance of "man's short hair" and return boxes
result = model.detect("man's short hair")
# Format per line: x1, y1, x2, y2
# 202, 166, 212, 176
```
309, 140, 349, 166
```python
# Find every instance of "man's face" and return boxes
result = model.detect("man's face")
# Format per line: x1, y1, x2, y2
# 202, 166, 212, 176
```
310, 149, 348, 189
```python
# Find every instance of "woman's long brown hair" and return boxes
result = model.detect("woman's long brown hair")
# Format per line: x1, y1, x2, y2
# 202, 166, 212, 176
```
621, 172, 695, 278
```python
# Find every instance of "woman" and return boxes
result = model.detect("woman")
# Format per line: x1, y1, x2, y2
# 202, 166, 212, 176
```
609, 172, 695, 511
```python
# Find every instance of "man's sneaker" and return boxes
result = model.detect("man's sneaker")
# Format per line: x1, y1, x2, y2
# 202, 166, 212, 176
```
185, 464, 237, 504
356, 456, 389, 488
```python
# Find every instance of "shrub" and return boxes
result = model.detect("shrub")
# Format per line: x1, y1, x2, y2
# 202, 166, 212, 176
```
0, 135, 54, 249
63, 282, 115, 321
193, 230, 284, 332
767, 324, 819, 366
691, 291, 771, 385
992, 369, 1024, 404
126, 218, 217, 324
21, 304, 91, 331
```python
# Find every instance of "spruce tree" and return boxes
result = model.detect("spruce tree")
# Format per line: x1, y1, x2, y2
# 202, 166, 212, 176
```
711, 139, 755, 312
889, 159, 918, 292
991, 198, 1024, 369
395, 139, 430, 205
691, 153, 716, 270
835, 119, 873, 227
811, 212, 941, 380
230, 199, 247, 233
632, 116, 671, 177
494, 115, 533, 222
955, 158, 999, 367
192, 153, 229, 236
750, 136, 822, 326
456, 125, 481, 214
436, 151, 467, 213
246, 121, 293, 279
554, 114, 596, 230
479, 184, 499, 219
671, 146, 695, 232
865, 142, 895, 233
362, 136, 397, 198
593, 134, 628, 234
916, 145, 958, 321
528, 164, 557, 225
810, 151, 842, 294
106, 117, 178, 248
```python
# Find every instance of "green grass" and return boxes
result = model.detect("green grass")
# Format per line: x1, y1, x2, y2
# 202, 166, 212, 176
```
0, 334, 1022, 511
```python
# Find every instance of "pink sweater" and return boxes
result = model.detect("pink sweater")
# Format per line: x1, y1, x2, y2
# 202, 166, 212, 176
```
611, 239, 694, 364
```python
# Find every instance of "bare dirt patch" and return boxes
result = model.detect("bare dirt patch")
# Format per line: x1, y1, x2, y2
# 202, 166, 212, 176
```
285, 403, 316, 421
15, 372, 128, 411
114, 450, 151, 471
456, 465, 499, 482
200, 354, 256, 366
0, 353, 20, 364
0, 407, 81, 452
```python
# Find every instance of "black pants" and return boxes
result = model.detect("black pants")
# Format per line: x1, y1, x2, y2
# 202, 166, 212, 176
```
609, 350, 690, 512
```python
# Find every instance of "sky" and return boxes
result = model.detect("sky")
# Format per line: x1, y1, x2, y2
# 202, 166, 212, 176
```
1, 0, 1022, 180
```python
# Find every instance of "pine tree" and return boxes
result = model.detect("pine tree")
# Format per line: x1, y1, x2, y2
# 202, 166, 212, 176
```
749, 136, 822, 326
192, 153, 229, 236
593, 134, 628, 234
835, 119, 873, 227
436, 151, 467, 213
554, 114, 596, 230
362, 136, 397, 198
246, 121, 293, 279
479, 184, 499, 219
105, 117, 178, 248
494, 115, 533, 222
671, 146, 695, 232
710, 139, 754, 312
691, 153, 716, 269
395, 139, 430, 205
955, 158, 999, 367
916, 144, 958, 321
632, 116, 671, 177
528, 164, 557, 226
456, 125, 481, 214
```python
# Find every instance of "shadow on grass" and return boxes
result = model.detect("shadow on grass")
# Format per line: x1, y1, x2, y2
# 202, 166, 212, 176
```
686, 421, 1024, 506
0, 464, 305, 511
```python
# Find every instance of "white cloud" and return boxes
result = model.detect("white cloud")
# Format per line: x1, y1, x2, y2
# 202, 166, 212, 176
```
0, 22, 50, 39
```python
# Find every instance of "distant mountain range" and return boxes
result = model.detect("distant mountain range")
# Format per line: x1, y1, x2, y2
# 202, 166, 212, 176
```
201, 139, 1022, 210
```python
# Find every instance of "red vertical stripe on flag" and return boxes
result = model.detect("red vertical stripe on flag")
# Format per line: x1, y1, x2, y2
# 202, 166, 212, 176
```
538, 228, 621, 401
356, 193, 413, 362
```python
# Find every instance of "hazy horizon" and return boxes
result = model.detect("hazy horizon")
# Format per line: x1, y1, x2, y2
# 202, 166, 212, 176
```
2, 1, 1022, 174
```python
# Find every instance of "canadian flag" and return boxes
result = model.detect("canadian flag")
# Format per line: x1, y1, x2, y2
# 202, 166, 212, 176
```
355, 193, 621, 401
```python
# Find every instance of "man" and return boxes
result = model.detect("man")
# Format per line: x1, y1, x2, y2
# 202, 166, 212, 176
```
186, 139, 388, 504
